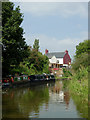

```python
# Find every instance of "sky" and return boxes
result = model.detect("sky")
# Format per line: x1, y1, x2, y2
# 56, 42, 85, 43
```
14, 2, 88, 60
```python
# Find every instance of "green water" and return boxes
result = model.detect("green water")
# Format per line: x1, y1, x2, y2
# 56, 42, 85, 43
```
2, 80, 88, 118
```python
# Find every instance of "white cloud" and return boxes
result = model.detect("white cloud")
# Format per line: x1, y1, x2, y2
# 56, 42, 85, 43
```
25, 31, 87, 59
19, 2, 88, 18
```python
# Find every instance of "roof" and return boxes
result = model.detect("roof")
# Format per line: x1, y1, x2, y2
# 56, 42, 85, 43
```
46, 52, 66, 59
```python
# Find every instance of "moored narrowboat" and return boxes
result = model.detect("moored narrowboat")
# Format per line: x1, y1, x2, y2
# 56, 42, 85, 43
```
2, 74, 55, 89
28, 74, 55, 82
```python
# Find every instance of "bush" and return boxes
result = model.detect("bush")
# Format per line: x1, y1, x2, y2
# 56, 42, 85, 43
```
63, 68, 72, 77
72, 52, 88, 71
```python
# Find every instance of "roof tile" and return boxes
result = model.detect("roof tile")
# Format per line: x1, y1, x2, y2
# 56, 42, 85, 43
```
46, 52, 66, 58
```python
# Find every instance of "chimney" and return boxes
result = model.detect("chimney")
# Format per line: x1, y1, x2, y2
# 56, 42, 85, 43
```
45, 49, 48, 54
65, 50, 68, 54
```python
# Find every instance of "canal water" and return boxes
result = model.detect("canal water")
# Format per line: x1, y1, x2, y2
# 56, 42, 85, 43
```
2, 80, 87, 118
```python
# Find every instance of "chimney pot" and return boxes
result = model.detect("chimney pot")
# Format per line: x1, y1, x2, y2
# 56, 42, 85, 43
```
65, 50, 68, 53
45, 49, 48, 54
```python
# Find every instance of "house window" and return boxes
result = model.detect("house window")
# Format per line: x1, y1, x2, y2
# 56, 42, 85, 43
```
56, 60, 59, 63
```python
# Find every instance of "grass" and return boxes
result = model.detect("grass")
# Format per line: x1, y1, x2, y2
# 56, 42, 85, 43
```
55, 76, 71, 80
68, 66, 88, 118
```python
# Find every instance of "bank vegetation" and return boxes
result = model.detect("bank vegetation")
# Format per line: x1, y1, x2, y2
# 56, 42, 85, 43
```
69, 40, 89, 118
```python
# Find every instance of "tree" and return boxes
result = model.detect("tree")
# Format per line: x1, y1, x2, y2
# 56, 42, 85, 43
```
72, 40, 89, 71
33, 39, 40, 51
21, 44, 49, 75
2, 2, 28, 76
75, 40, 89, 58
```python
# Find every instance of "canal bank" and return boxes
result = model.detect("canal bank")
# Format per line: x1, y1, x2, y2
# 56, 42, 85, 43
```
68, 78, 88, 118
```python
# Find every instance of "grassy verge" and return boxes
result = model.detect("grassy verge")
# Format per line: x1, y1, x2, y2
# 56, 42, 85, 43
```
55, 76, 71, 80
69, 67, 88, 118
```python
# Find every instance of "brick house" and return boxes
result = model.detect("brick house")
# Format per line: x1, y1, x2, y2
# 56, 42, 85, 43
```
45, 49, 71, 75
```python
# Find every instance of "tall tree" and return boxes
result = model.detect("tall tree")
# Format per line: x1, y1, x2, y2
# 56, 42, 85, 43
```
2, 2, 28, 76
72, 40, 89, 71
22, 45, 49, 75
75, 40, 89, 58
33, 39, 40, 51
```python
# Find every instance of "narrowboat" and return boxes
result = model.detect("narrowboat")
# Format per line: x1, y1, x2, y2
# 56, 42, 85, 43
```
2, 75, 30, 89
28, 74, 55, 82
2, 74, 55, 89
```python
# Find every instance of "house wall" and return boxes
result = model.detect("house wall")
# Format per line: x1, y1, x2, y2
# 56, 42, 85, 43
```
49, 56, 57, 64
49, 58, 63, 64
63, 52, 71, 65
57, 58, 63, 64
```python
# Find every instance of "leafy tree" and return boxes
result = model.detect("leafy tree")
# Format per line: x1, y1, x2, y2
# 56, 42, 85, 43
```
75, 40, 89, 58
72, 52, 88, 71
21, 43, 49, 75
33, 39, 40, 51
2, 2, 28, 76
72, 40, 89, 72
26, 49, 49, 73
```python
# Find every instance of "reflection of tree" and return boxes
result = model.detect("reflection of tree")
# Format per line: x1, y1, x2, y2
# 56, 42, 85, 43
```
2, 90, 25, 118
17, 87, 49, 117
64, 91, 70, 109
2, 86, 50, 118
71, 93, 88, 118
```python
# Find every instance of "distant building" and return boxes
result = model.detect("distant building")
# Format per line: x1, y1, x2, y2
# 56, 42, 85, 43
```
45, 49, 71, 69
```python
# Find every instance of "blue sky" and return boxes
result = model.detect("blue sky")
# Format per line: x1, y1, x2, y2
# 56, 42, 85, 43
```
14, 2, 88, 60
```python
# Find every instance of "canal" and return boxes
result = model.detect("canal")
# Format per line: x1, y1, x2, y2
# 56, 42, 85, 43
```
2, 80, 88, 118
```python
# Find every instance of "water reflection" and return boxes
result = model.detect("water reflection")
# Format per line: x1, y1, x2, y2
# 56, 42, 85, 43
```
49, 81, 70, 109
49, 81, 64, 103
64, 91, 70, 109
2, 84, 50, 118
2, 81, 82, 118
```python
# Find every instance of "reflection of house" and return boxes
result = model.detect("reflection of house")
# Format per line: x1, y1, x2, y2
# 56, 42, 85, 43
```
49, 90, 64, 103
49, 82, 70, 106
49, 81, 64, 102
45, 49, 71, 68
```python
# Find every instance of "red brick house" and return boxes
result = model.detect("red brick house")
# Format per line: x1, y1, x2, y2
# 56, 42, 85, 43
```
45, 49, 71, 69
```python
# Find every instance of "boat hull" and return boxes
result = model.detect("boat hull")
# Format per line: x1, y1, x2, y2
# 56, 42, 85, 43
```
2, 74, 55, 89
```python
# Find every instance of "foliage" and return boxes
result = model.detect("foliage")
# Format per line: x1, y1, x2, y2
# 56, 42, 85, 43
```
21, 44, 49, 75
72, 52, 88, 71
2, 2, 28, 76
72, 40, 89, 72
42, 63, 50, 74
73, 66, 88, 81
62, 68, 72, 77
69, 40, 88, 118
69, 67, 88, 118
2, 2, 49, 76
33, 39, 40, 51
75, 40, 89, 58
69, 85, 88, 118
71, 40, 88, 92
